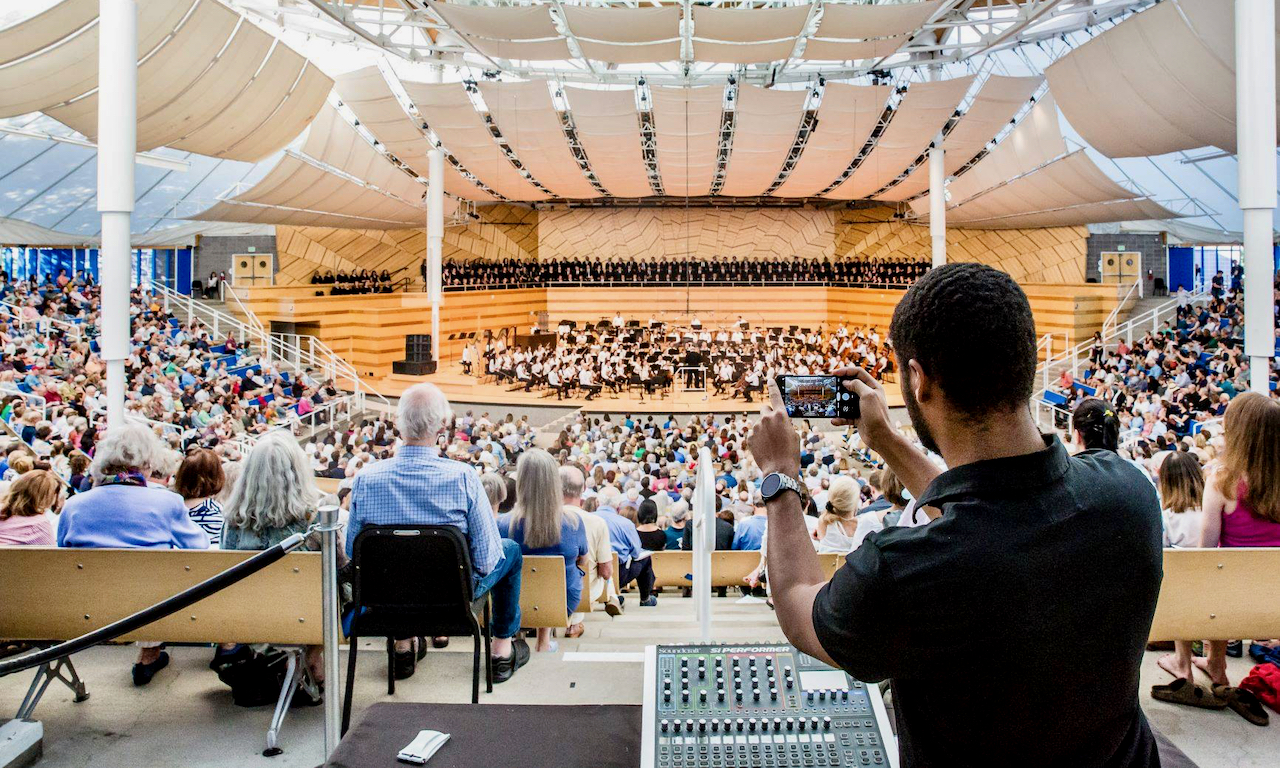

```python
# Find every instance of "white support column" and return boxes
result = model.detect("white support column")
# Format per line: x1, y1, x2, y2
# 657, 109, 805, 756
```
928, 65, 946, 268
1236, 0, 1277, 395
426, 61, 444, 364
98, 0, 137, 428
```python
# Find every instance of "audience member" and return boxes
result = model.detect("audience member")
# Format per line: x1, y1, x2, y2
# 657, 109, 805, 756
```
175, 448, 225, 546
57, 423, 209, 686
596, 487, 657, 607
498, 449, 587, 652
0, 469, 61, 545
345, 384, 529, 682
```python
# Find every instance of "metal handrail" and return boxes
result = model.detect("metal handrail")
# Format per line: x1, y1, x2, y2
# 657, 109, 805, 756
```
0, 383, 48, 421
1102, 278, 1142, 337
0, 299, 85, 340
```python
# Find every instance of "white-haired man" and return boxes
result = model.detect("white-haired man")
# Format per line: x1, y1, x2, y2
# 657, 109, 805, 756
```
561, 465, 620, 632
594, 485, 657, 607
346, 383, 529, 683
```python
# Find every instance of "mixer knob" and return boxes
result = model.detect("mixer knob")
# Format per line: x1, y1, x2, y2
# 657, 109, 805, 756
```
685, 720, 694, 733
786, 678, 794, 689
698, 669, 705, 680
722, 720, 732, 733
772, 718, 782, 732
710, 720, 719, 732
798, 719, 806, 732
681, 691, 689, 703
699, 690, 708, 704
752, 688, 760, 702
735, 719, 745, 732
663, 690, 672, 703
717, 689, 725, 703
698, 719, 707, 733
810, 718, 820, 731
735, 688, 743, 702
786, 718, 795, 731
661, 720, 670, 733
769, 687, 778, 700
672, 720, 681, 733
840, 690, 849, 701
822, 717, 832, 731
818, 689, 827, 700
747, 720, 756, 732
806, 691, 814, 702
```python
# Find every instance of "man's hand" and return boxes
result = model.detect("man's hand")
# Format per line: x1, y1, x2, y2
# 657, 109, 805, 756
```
831, 366, 895, 455
748, 379, 801, 478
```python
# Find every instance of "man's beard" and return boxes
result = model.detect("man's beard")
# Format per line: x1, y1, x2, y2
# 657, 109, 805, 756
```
901, 369, 940, 456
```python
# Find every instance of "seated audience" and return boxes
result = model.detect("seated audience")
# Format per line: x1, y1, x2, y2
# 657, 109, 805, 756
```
596, 487, 657, 607
0, 469, 61, 545
732, 505, 767, 550
176, 448, 225, 546
561, 465, 618, 632
497, 449, 587, 652
57, 422, 209, 686
1156, 392, 1279, 726
812, 476, 858, 554
345, 383, 529, 682
635, 499, 666, 552
220, 431, 326, 689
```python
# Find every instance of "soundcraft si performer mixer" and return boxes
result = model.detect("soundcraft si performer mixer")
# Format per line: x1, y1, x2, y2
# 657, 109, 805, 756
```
642, 643, 898, 768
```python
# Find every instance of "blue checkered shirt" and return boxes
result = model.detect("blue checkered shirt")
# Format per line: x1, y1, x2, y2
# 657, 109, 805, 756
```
345, 445, 501, 580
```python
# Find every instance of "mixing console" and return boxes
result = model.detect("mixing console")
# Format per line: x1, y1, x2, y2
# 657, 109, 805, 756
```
641, 643, 897, 768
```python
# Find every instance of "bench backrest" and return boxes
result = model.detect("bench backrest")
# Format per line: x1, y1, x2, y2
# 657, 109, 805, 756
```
519, 555, 569, 630
0, 547, 323, 645
1149, 547, 1280, 642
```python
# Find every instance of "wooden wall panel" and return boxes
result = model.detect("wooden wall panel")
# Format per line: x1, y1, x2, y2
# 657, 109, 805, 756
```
268, 205, 1089, 288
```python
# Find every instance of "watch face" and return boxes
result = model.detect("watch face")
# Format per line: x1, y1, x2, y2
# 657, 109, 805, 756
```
761, 473, 782, 497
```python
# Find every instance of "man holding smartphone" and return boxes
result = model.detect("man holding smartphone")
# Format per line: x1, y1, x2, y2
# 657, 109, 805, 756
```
748, 263, 1162, 768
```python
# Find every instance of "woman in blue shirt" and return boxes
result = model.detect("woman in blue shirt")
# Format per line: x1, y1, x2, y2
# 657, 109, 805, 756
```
497, 449, 586, 653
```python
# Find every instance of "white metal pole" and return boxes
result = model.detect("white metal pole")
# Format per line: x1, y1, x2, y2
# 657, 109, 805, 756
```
428, 150, 444, 364
928, 137, 946, 268
693, 447, 715, 642
426, 61, 444, 365
1237, 0, 1277, 394
928, 64, 946, 269
319, 503, 341, 757
98, 0, 137, 429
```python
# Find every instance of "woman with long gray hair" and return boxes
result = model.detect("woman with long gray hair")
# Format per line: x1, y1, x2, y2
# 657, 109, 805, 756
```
496, 448, 587, 652
220, 431, 327, 689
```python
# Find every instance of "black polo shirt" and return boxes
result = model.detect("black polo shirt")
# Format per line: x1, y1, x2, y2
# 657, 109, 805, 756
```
813, 438, 1162, 768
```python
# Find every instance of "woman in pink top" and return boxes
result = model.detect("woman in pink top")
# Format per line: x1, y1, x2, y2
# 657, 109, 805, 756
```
0, 470, 62, 545
1158, 393, 1280, 714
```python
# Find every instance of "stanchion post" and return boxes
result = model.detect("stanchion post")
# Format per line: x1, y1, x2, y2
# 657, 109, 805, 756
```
319, 504, 342, 757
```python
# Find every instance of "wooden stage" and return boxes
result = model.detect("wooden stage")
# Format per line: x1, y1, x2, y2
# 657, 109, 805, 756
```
365, 361, 904, 413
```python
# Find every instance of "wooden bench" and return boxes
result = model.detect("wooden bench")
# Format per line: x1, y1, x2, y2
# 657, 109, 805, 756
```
649, 550, 848, 589
1149, 548, 1280, 641
0, 546, 322, 756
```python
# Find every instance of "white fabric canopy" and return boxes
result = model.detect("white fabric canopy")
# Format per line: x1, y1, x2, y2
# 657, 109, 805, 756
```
691, 6, 812, 42
1044, 0, 1259, 157
401, 81, 548, 201
0, 0, 196, 119
578, 40, 682, 64
943, 151, 1138, 223
937, 93, 1067, 209
564, 86, 654, 198
801, 36, 906, 62
189, 199, 416, 230
827, 76, 972, 199
719, 85, 807, 197
189, 153, 431, 229
0, 0, 98, 67
431, 3, 571, 60
650, 85, 725, 197
334, 67, 493, 202
771, 82, 890, 197
952, 198, 1182, 229
561, 7, 679, 43
301, 103, 426, 205
694, 40, 799, 64
479, 80, 599, 199
812, 1, 942, 40
877, 75, 1040, 202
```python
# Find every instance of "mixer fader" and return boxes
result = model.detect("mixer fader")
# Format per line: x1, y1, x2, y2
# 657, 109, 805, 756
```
641, 643, 897, 768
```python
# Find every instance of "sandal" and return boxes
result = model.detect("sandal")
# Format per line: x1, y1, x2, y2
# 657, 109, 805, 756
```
1212, 684, 1270, 726
1151, 678, 1227, 710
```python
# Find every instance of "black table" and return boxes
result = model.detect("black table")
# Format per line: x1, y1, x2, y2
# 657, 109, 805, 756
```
325, 703, 640, 768
324, 702, 1198, 768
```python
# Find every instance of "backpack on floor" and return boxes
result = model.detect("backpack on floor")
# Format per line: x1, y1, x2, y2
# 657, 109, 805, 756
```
216, 648, 289, 708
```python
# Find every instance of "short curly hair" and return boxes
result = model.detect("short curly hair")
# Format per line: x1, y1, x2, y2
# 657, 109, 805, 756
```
889, 263, 1036, 418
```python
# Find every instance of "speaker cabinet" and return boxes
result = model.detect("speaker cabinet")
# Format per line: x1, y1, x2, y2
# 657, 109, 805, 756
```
405, 334, 432, 362
393, 360, 437, 376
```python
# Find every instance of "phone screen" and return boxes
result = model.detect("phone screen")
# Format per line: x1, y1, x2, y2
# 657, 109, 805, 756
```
778, 375, 842, 418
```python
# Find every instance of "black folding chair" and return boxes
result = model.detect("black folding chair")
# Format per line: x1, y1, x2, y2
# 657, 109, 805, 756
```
342, 525, 492, 734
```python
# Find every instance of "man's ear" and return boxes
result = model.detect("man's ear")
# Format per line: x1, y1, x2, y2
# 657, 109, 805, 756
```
908, 359, 932, 403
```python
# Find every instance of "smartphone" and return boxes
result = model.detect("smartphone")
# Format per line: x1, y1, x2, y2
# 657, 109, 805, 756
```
776, 375, 860, 421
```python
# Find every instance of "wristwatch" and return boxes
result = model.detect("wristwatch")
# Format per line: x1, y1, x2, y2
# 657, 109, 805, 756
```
760, 472, 803, 503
